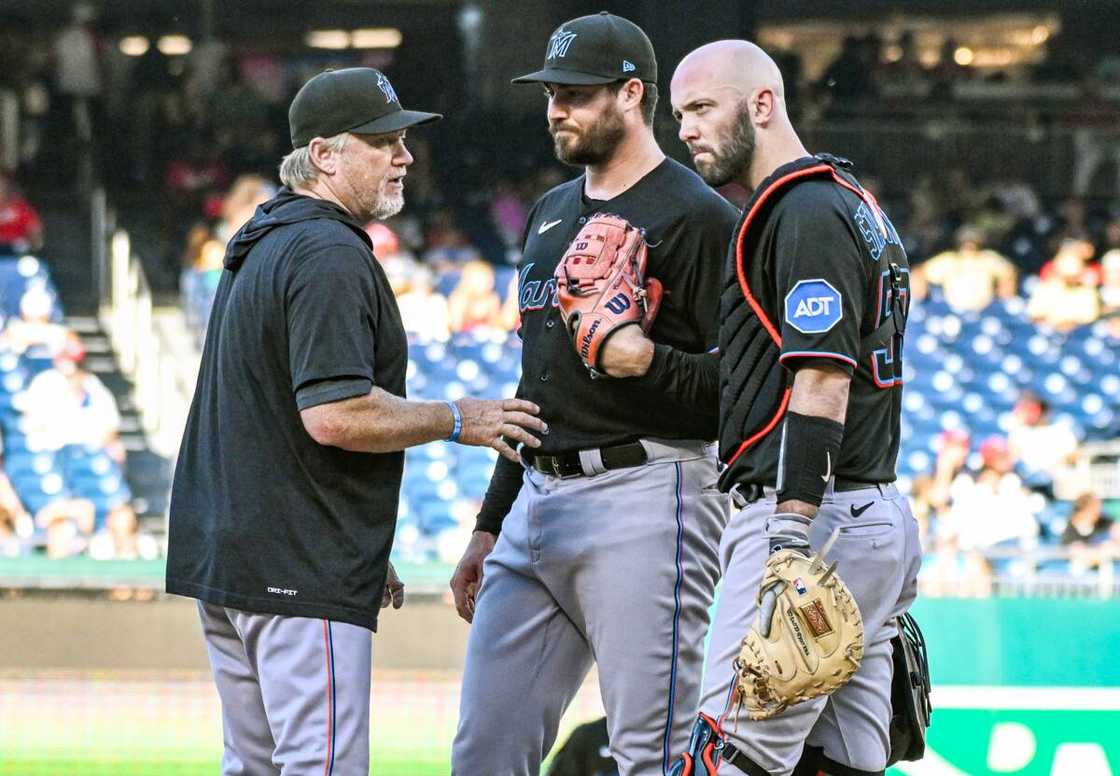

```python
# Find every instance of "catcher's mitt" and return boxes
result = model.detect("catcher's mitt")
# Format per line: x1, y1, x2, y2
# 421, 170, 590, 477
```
553, 213, 662, 376
734, 529, 864, 720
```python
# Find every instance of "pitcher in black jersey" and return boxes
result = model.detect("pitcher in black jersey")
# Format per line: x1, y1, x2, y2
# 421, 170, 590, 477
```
668, 41, 922, 776
448, 13, 739, 776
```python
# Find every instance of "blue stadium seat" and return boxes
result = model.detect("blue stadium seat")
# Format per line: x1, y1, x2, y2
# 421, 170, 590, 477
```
0, 259, 61, 320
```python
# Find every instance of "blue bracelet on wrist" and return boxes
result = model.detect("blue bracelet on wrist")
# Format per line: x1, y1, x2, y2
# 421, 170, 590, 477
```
444, 400, 462, 442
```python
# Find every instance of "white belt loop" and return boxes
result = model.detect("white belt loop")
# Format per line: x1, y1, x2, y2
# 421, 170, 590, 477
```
639, 437, 713, 464
578, 448, 608, 476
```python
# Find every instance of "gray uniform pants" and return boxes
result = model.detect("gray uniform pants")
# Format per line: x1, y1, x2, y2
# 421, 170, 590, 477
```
698, 483, 922, 775
452, 440, 728, 776
197, 601, 373, 776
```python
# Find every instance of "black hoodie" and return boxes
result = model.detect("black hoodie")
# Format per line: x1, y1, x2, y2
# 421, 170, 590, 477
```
166, 188, 407, 631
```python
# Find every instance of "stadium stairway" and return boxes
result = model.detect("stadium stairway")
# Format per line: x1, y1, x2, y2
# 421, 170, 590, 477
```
65, 314, 172, 529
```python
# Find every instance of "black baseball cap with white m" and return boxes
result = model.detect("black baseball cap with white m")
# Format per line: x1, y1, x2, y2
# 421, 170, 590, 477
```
288, 67, 441, 149
511, 11, 657, 86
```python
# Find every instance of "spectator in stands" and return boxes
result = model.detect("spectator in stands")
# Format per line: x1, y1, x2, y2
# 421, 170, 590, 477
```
927, 428, 970, 514
499, 270, 521, 332
423, 209, 484, 270
1052, 197, 1094, 244
910, 226, 1017, 311
448, 260, 503, 333
1061, 493, 1120, 572
490, 177, 530, 251
23, 352, 124, 462
0, 173, 44, 254
0, 286, 82, 361
216, 174, 274, 240
397, 266, 451, 342
908, 473, 935, 551
164, 136, 230, 205
929, 37, 972, 100
34, 495, 95, 558
1027, 238, 1101, 330
206, 59, 274, 175
366, 222, 421, 296
1099, 216, 1120, 257
181, 227, 225, 280
1007, 391, 1079, 489
1070, 92, 1120, 197
919, 524, 993, 598
0, 467, 32, 556
1100, 249, 1120, 314
51, 3, 102, 156
942, 447, 1040, 553
88, 501, 152, 560
880, 30, 927, 91
817, 35, 879, 111
904, 175, 952, 259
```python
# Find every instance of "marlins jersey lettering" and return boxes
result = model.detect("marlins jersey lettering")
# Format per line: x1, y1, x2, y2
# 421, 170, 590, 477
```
512, 157, 737, 455
473, 158, 738, 532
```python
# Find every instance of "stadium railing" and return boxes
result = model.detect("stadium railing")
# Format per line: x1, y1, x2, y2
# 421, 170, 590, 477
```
92, 188, 191, 455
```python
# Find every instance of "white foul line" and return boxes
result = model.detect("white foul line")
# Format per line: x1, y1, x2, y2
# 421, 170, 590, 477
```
932, 686, 1120, 711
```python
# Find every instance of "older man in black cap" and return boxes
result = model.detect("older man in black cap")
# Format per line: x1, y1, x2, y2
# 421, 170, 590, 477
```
449, 14, 739, 776
166, 68, 545, 776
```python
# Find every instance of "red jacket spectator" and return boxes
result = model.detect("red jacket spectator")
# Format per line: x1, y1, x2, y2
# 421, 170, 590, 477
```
0, 174, 43, 253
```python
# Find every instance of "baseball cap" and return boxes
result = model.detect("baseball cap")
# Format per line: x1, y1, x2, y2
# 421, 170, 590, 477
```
512, 11, 656, 86
288, 68, 442, 149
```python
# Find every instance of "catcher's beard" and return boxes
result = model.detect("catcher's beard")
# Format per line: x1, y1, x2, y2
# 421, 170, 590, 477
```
550, 104, 626, 167
695, 100, 756, 188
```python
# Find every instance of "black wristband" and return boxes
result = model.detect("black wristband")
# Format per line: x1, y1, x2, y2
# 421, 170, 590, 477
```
775, 411, 845, 506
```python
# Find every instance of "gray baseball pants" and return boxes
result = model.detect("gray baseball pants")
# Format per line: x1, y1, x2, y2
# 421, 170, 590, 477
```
452, 439, 729, 776
197, 601, 373, 776
697, 482, 922, 775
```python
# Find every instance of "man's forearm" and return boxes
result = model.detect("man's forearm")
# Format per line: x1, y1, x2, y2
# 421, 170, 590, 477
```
776, 364, 851, 517
305, 387, 454, 453
787, 364, 850, 422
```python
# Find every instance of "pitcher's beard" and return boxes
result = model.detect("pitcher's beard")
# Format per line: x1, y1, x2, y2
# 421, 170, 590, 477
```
551, 108, 625, 167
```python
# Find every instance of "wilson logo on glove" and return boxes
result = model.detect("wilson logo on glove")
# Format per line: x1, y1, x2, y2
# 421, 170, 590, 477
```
604, 293, 631, 315
579, 320, 603, 360
553, 213, 662, 377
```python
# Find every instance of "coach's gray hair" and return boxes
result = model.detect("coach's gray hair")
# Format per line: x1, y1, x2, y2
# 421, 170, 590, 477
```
278, 133, 348, 188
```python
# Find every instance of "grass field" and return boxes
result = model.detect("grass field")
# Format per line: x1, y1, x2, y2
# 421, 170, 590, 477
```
0, 670, 606, 775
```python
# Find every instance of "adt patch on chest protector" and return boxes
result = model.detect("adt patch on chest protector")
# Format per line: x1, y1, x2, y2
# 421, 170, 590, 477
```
784, 279, 842, 334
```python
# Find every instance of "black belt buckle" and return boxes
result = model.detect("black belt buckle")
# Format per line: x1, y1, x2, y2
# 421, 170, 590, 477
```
532, 441, 648, 479
534, 454, 583, 479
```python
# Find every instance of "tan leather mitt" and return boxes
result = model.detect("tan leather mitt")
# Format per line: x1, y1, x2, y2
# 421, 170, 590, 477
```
553, 213, 662, 377
734, 532, 864, 720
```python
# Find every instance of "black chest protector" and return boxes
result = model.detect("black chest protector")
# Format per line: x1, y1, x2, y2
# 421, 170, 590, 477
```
717, 155, 906, 486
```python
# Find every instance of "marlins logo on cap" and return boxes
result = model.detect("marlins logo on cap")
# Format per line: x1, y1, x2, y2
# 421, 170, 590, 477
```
547, 27, 578, 60
376, 71, 399, 104
511, 12, 656, 86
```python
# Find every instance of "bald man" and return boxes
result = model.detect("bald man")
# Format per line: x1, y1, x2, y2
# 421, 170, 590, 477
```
666, 41, 922, 776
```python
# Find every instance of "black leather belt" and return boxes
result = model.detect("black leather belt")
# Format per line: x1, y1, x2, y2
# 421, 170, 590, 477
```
528, 442, 648, 479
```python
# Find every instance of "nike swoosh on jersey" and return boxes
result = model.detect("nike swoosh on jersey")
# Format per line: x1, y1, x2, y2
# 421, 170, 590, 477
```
850, 502, 874, 517
538, 219, 563, 234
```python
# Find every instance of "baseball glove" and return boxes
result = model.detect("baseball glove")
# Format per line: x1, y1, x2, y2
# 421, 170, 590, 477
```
553, 213, 662, 377
734, 530, 864, 720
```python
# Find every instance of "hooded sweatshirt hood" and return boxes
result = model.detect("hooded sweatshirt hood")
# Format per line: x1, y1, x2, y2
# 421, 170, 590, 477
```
224, 187, 373, 271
